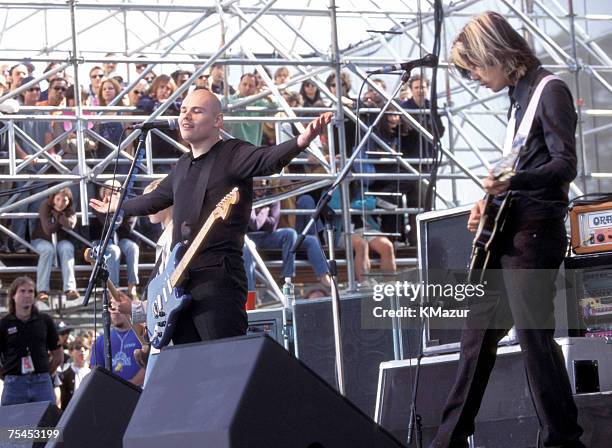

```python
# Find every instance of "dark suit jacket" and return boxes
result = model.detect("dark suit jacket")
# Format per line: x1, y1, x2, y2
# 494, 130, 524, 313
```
122, 137, 303, 276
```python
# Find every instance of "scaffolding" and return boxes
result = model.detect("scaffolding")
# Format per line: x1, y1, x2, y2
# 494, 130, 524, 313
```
0, 0, 610, 292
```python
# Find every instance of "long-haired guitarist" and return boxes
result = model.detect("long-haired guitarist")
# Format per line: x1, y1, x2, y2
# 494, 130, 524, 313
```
429, 11, 584, 448
90, 88, 332, 346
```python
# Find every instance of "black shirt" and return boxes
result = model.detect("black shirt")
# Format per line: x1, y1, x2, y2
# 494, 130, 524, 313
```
507, 66, 577, 221
399, 98, 445, 163
122, 137, 304, 275
0, 311, 59, 376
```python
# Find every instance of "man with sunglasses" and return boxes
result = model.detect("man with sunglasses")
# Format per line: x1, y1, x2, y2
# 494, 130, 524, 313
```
86, 66, 105, 106
36, 77, 67, 108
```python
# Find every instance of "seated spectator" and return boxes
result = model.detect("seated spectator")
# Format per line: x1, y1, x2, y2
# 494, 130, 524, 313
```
89, 180, 140, 297
57, 336, 91, 409
8, 63, 28, 95
86, 66, 104, 106
329, 185, 396, 283
398, 74, 444, 162
31, 187, 79, 302
90, 309, 144, 386
103, 52, 118, 78
137, 74, 182, 172
11, 76, 55, 253
95, 77, 126, 160
243, 180, 330, 291
209, 62, 235, 95
127, 80, 148, 107
300, 79, 325, 109
134, 56, 148, 75
274, 66, 291, 87
0, 276, 63, 406
225, 73, 274, 145
325, 71, 354, 108
170, 69, 192, 98
39, 62, 66, 102
37, 76, 67, 108
253, 66, 272, 94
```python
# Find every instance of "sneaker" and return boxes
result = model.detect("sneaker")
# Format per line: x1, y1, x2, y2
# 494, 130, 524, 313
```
65, 290, 80, 301
37, 291, 49, 303
376, 197, 398, 210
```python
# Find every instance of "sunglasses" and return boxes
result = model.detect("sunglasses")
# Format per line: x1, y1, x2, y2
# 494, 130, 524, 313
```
27, 87, 41, 92
53, 86, 67, 92
133, 89, 143, 95
91, 74, 104, 79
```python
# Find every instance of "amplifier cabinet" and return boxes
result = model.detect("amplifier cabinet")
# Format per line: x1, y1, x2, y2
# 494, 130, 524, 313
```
374, 337, 612, 446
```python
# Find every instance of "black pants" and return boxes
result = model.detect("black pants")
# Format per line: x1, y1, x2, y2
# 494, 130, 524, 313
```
430, 218, 584, 448
172, 256, 248, 344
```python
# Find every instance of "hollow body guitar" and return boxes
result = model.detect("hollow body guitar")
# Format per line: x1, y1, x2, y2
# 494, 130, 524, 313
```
146, 188, 239, 349
467, 152, 520, 285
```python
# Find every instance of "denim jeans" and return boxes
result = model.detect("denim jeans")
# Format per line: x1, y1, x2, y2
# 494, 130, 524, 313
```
11, 182, 45, 249
296, 194, 323, 235
243, 229, 329, 290
118, 238, 140, 285
33, 238, 76, 292
1, 373, 55, 406
243, 229, 297, 290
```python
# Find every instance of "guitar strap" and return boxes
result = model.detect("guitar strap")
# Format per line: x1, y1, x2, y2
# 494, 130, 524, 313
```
502, 74, 561, 167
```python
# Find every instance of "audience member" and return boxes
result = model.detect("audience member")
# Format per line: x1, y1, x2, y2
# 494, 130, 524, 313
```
137, 74, 182, 171
273, 66, 291, 87
243, 181, 330, 291
57, 336, 91, 409
36, 77, 67, 108
226, 73, 272, 145
95, 77, 126, 161
90, 180, 140, 297
209, 62, 235, 95
31, 187, 79, 302
170, 69, 192, 98
127, 80, 148, 107
253, 66, 272, 93
12, 76, 55, 253
0, 276, 63, 406
90, 309, 144, 386
86, 66, 104, 106
8, 63, 28, 94
300, 79, 324, 109
103, 52, 118, 78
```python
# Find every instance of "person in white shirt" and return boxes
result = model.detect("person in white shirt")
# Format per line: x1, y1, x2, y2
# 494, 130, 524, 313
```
57, 336, 91, 409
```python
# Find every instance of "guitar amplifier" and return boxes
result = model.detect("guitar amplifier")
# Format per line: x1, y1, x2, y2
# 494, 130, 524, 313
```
570, 199, 612, 254
416, 206, 473, 354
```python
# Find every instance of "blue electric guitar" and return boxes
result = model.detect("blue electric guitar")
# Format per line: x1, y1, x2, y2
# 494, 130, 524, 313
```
146, 188, 239, 349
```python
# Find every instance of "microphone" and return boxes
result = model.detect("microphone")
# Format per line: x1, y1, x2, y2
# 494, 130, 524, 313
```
367, 54, 438, 75
129, 119, 179, 131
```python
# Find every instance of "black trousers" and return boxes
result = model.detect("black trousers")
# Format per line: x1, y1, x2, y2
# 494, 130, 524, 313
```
430, 218, 584, 448
171, 256, 248, 344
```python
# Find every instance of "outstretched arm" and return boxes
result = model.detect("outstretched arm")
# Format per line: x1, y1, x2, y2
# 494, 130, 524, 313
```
230, 112, 334, 179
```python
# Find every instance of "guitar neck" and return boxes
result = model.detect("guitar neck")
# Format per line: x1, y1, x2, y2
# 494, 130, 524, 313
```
170, 214, 217, 288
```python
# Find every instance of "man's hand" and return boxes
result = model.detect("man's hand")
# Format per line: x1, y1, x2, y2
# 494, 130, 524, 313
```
297, 112, 334, 149
483, 171, 510, 196
110, 290, 133, 315
467, 199, 486, 233
90, 193, 119, 214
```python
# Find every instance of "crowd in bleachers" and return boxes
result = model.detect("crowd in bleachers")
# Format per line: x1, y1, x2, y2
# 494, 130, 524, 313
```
0, 58, 443, 302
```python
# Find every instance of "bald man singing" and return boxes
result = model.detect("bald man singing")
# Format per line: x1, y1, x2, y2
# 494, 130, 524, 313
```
91, 89, 332, 344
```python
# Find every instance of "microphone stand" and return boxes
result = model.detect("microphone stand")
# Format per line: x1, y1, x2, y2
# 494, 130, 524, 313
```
82, 130, 147, 371
292, 70, 413, 396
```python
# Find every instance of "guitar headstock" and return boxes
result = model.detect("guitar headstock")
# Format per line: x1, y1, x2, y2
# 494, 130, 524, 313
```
213, 187, 240, 220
